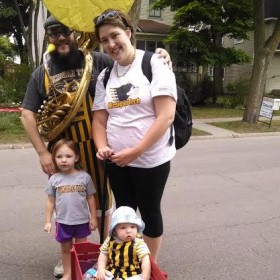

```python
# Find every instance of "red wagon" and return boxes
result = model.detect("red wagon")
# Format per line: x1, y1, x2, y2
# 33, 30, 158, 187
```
71, 241, 167, 280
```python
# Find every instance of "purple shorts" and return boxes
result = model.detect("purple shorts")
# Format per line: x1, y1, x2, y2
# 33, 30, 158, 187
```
55, 222, 91, 243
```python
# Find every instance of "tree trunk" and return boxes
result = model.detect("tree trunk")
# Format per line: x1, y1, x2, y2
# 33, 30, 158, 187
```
243, 51, 269, 122
243, 0, 280, 123
213, 66, 223, 103
212, 33, 224, 103
129, 0, 141, 35
33, 0, 40, 68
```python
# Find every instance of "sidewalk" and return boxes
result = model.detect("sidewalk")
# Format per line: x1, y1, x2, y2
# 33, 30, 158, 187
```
192, 116, 280, 139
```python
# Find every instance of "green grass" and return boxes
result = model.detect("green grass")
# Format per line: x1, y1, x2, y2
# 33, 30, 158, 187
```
0, 107, 279, 145
192, 107, 243, 118
209, 120, 280, 133
0, 112, 29, 144
192, 128, 211, 136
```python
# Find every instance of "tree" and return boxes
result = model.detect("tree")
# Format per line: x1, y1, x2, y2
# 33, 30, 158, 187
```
0, 0, 47, 69
0, 0, 29, 64
154, 0, 253, 101
243, 0, 280, 123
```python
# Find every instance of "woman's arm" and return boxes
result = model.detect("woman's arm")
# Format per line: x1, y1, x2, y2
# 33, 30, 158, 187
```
92, 110, 114, 160
111, 95, 176, 167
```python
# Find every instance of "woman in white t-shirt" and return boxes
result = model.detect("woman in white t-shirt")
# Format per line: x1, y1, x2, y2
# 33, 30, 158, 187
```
92, 9, 177, 263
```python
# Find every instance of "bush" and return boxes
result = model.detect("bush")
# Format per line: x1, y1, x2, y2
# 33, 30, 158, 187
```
217, 78, 249, 109
0, 63, 31, 105
176, 73, 214, 105
0, 112, 22, 132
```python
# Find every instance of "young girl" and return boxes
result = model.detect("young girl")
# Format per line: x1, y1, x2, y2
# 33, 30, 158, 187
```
96, 206, 151, 280
44, 139, 98, 280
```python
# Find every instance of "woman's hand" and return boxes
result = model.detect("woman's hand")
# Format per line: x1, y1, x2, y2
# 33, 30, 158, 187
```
96, 146, 114, 161
111, 147, 141, 167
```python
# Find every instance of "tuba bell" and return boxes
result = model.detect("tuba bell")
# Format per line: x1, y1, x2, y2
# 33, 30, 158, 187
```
37, 0, 135, 141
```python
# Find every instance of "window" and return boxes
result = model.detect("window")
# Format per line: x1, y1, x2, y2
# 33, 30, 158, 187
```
149, 0, 161, 17
234, 38, 244, 44
136, 40, 165, 51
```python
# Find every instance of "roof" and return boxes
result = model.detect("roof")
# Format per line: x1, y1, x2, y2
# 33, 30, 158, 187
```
137, 19, 171, 34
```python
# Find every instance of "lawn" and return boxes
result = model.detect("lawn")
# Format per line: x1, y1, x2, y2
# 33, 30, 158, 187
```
0, 107, 279, 144
209, 120, 280, 133
0, 112, 29, 144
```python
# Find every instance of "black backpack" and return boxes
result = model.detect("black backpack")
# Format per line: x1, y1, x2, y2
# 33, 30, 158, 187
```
103, 51, 193, 150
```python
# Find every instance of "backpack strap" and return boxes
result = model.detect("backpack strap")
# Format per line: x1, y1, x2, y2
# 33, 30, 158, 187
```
103, 51, 153, 88
141, 51, 153, 83
103, 65, 114, 88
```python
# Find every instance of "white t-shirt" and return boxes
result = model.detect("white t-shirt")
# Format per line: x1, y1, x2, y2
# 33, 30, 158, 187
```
93, 49, 177, 168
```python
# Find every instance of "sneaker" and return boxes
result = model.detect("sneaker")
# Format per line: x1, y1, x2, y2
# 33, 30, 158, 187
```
54, 259, 64, 278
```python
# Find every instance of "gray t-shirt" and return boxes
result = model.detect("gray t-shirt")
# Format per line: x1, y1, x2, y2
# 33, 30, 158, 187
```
45, 171, 96, 225
22, 51, 113, 112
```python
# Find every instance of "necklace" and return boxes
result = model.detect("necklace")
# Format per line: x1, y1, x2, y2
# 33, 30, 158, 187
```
115, 50, 136, 77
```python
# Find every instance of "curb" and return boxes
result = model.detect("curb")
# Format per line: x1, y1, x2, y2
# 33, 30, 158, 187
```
190, 131, 280, 140
0, 143, 33, 150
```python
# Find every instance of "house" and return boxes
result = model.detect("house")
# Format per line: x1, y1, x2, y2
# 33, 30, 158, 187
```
136, 0, 173, 52
136, 1, 201, 84
224, 0, 280, 94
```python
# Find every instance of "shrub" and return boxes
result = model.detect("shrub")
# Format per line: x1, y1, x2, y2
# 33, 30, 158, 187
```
0, 112, 22, 132
176, 73, 214, 105
217, 78, 250, 109
0, 63, 31, 105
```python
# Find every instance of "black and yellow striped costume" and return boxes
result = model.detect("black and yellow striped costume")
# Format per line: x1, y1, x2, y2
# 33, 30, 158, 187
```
100, 235, 150, 279
45, 52, 114, 214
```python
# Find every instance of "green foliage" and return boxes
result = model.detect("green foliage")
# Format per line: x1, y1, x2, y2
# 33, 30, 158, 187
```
0, 63, 31, 104
0, 36, 15, 65
217, 78, 250, 108
157, 0, 253, 68
176, 73, 214, 105
0, 112, 22, 132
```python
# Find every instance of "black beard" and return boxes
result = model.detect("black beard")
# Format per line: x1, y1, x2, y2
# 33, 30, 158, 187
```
50, 42, 82, 68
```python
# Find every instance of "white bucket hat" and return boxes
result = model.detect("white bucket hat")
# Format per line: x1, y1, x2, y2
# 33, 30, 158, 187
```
110, 206, 145, 235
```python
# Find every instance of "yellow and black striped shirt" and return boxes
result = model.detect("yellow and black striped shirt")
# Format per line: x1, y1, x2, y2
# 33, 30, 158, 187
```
100, 235, 150, 279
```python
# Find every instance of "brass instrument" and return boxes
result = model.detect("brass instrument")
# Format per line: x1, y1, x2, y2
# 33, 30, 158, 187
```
37, 0, 135, 141
36, 37, 93, 141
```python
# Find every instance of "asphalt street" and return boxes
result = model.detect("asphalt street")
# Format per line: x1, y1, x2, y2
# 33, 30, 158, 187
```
1, 136, 280, 279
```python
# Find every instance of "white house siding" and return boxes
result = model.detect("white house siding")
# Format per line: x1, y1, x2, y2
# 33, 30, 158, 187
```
224, 20, 280, 92
223, 33, 254, 88
265, 54, 280, 93
139, 0, 174, 24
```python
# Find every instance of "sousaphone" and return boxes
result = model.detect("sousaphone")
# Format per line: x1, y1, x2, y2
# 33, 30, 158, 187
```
37, 0, 135, 141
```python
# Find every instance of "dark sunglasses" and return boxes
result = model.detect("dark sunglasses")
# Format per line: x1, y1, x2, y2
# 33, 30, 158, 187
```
47, 29, 73, 39
94, 11, 126, 26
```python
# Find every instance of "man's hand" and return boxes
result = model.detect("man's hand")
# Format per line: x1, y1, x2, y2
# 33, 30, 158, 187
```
155, 48, 172, 70
39, 151, 55, 175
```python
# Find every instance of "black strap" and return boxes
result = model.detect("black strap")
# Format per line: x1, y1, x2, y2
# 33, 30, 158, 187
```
103, 65, 113, 88
141, 51, 153, 83
100, 160, 108, 244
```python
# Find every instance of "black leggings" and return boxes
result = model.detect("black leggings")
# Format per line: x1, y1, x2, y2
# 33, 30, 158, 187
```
107, 161, 170, 238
